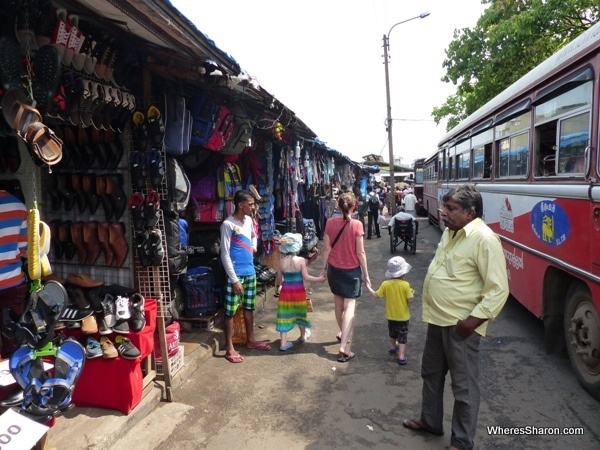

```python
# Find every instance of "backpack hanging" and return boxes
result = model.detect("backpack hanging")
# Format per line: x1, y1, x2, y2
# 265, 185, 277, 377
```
189, 90, 219, 149
164, 93, 192, 156
205, 105, 235, 152
217, 162, 242, 200
220, 104, 252, 155
162, 156, 190, 214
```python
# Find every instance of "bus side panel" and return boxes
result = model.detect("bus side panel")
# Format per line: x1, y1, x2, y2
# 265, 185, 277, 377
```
481, 189, 597, 315
501, 241, 544, 317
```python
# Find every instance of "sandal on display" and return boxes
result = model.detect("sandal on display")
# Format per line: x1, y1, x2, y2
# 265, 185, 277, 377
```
24, 122, 63, 166
2, 88, 42, 136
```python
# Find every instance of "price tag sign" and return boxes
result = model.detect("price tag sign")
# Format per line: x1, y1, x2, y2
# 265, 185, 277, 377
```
0, 409, 49, 449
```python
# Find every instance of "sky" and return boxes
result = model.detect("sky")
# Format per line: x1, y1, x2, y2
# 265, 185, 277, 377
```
170, 0, 487, 167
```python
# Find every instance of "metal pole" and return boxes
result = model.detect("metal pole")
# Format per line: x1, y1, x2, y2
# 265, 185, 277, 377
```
383, 12, 430, 218
383, 33, 396, 216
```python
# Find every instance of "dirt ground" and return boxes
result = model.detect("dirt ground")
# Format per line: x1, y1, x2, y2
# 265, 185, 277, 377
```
127, 218, 599, 449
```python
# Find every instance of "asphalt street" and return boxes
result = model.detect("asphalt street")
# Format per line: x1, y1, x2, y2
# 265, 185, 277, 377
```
115, 218, 600, 450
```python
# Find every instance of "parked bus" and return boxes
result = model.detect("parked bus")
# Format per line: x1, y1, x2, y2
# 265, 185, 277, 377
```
423, 21, 600, 400
412, 158, 427, 216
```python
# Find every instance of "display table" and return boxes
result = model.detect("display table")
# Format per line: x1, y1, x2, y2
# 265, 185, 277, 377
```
71, 299, 157, 414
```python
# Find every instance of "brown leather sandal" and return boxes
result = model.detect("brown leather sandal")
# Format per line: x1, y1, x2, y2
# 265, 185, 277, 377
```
24, 122, 63, 166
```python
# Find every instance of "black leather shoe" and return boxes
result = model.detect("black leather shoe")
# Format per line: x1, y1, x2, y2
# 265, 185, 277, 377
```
46, 173, 62, 210
83, 174, 100, 214
107, 174, 127, 220
97, 175, 113, 220
59, 221, 76, 260
57, 175, 76, 211
71, 173, 87, 213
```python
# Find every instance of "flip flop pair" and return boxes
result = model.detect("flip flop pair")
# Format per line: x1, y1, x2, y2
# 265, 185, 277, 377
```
10, 339, 85, 418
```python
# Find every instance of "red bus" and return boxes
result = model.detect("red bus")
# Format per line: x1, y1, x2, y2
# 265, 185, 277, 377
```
412, 158, 427, 216
423, 21, 600, 400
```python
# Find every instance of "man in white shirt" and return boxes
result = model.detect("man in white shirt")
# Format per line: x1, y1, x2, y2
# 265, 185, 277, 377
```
402, 191, 418, 217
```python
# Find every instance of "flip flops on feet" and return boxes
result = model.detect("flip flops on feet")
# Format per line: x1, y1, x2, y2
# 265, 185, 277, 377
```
398, 356, 408, 365
338, 351, 355, 363
247, 341, 271, 351
389, 345, 399, 354
225, 353, 243, 363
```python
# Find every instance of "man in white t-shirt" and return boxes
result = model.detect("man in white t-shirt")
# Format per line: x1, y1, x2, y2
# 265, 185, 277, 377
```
402, 191, 418, 217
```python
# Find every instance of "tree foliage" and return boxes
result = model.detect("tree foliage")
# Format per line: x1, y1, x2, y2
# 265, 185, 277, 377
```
432, 0, 600, 131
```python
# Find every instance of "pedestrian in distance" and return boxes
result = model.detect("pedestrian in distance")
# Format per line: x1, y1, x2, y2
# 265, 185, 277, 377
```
320, 192, 371, 362
275, 232, 326, 351
220, 190, 272, 363
352, 186, 367, 230
366, 191, 381, 239
402, 190, 419, 217
366, 256, 414, 365
403, 184, 509, 450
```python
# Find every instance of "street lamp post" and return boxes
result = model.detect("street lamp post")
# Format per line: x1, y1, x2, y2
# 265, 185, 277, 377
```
383, 12, 430, 216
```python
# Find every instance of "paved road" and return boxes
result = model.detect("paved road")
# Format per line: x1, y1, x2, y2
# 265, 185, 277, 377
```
118, 219, 600, 450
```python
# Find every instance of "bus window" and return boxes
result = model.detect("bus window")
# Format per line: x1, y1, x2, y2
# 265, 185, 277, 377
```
535, 122, 557, 176
495, 111, 531, 178
484, 143, 493, 178
472, 129, 493, 179
557, 112, 589, 174
456, 140, 470, 179
498, 139, 510, 177
496, 132, 529, 177
534, 81, 592, 177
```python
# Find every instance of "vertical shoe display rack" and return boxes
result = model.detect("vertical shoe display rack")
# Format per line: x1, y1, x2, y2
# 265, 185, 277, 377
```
132, 78, 174, 400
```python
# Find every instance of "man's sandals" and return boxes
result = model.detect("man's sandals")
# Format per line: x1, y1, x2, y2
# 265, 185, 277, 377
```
1, 88, 62, 166
225, 353, 243, 364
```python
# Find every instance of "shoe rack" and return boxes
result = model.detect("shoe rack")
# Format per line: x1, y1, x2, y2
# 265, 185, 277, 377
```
129, 92, 174, 401
42, 125, 134, 287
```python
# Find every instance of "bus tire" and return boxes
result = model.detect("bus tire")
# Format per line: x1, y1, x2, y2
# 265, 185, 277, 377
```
564, 285, 600, 400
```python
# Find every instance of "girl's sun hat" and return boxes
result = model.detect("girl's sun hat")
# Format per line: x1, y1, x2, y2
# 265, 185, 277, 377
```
279, 233, 303, 254
385, 256, 412, 278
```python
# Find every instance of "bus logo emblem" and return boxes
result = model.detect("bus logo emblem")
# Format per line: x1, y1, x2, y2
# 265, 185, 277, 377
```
530, 201, 570, 246
500, 197, 514, 233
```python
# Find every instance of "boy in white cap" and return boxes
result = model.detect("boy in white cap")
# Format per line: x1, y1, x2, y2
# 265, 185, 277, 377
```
367, 256, 414, 364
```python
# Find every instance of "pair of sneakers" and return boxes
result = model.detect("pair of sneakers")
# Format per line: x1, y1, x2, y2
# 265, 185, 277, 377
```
99, 293, 146, 334
129, 149, 164, 190
98, 335, 140, 359
135, 229, 164, 267
130, 190, 160, 230
131, 106, 164, 151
